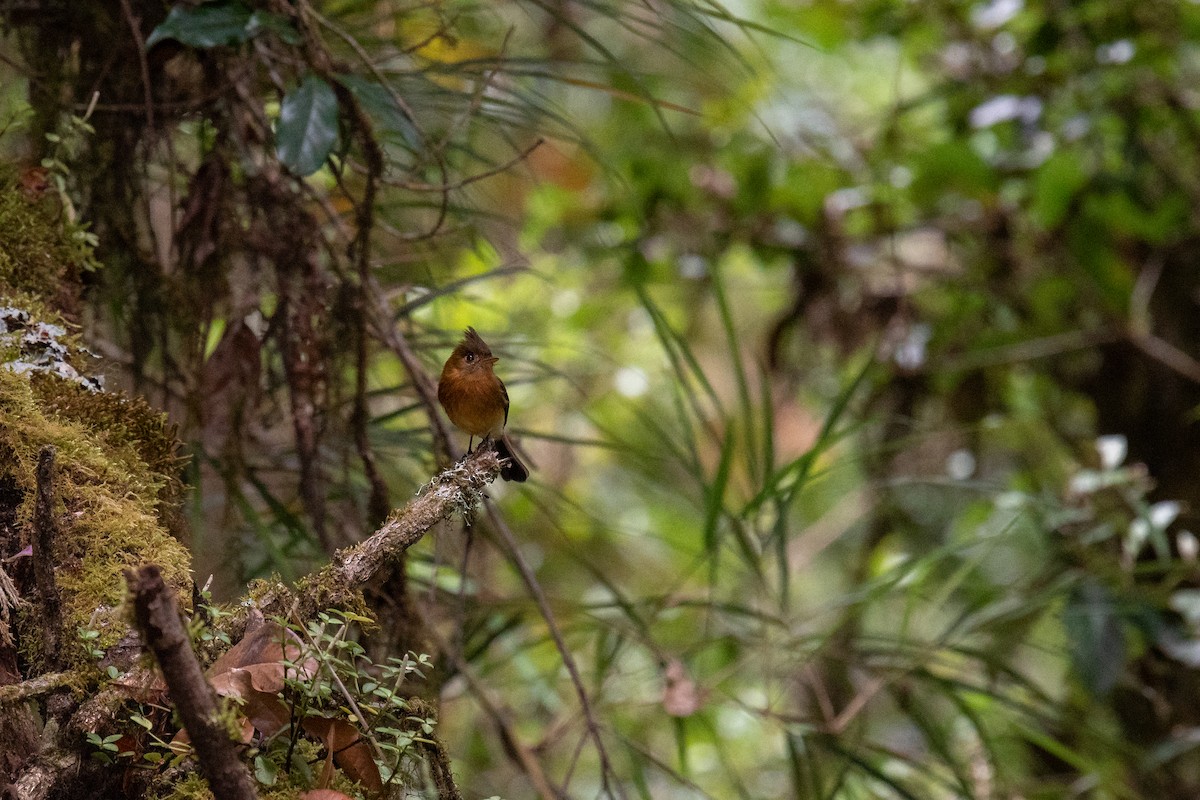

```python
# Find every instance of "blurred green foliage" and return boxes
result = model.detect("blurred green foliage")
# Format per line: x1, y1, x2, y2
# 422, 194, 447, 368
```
437, 0, 1200, 796
6, 0, 1200, 796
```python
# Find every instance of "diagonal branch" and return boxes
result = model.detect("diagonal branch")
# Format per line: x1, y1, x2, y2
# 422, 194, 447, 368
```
227, 449, 503, 635
484, 499, 625, 799
127, 565, 258, 800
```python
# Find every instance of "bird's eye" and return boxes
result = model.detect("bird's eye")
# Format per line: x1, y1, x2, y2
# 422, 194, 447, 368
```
465, 352, 475, 363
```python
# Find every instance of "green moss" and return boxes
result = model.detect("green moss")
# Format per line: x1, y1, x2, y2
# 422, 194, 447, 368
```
291, 570, 374, 628
157, 772, 211, 800
30, 374, 189, 535
0, 169, 82, 304
0, 365, 192, 669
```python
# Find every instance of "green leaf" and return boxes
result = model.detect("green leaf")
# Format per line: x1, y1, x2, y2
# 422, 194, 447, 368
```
1031, 151, 1088, 229
910, 140, 996, 205
1065, 579, 1125, 695
254, 754, 279, 786
147, 2, 255, 49
338, 74, 423, 151
247, 10, 300, 45
276, 74, 339, 177
1088, 189, 1189, 244
702, 428, 734, 558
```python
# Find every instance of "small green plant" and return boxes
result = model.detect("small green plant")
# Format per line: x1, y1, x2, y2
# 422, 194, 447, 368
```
189, 586, 233, 649
38, 103, 102, 271
284, 609, 435, 790
85, 731, 128, 763
77, 626, 104, 661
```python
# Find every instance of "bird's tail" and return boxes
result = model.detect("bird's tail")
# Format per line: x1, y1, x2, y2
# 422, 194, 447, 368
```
494, 434, 529, 482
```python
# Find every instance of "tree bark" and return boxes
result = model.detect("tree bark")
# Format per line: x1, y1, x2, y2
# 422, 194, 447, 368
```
127, 565, 258, 800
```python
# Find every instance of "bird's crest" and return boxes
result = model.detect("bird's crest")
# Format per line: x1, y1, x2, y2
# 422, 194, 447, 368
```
459, 327, 492, 356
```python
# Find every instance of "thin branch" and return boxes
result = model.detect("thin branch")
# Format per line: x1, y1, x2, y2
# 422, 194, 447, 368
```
306, 4, 454, 241
420, 735, 465, 800
1125, 257, 1200, 383
340, 45, 391, 525
826, 674, 889, 735
118, 0, 168, 278
358, 137, 545, 193
1129, 256, 1163, 337
391, 264, 528, 319
483, 499, 625, 799
369, 287, 456, 467
424, 622, 562, 800
1130, 332, 1200, 384
126, 565, 258, 800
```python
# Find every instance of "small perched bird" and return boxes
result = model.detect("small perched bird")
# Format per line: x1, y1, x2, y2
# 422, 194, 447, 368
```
437, 327, 529, 482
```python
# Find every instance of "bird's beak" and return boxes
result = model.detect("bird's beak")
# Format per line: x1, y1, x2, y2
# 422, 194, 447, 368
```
488, 356, 500, 365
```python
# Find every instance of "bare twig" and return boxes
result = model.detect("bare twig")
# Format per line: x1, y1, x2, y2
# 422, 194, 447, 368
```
826, 674, 888, 735
117, 0, 169, 276
424, 623, 561, 800
1130, 332, 1200, 383
356, 137, 545, 193
369, 291, 457, 467
117, 0, 154, 135
342, 50, 391, 525
306, 3, 455, 241
126, 565, 258, 800
1129, 256, 1163, 337
1125, 257, 1200, 383
483, 500, 624, 799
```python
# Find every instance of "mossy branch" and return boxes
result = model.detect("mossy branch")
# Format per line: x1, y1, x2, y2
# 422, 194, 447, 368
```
226, 449, 502, 635
0, 670, 74, 705
420, 733, 465, 800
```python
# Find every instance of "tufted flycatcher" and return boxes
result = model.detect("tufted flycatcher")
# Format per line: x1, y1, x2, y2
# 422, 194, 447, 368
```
437, 327, 529, 482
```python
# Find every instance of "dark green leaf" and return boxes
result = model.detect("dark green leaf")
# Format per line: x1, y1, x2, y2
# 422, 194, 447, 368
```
147, 2, 255, 49
910, 140, 995, 205
702, 427, 735, 557
247, 10, 300, 45
276, 74, 340, 177
338, 74, 423, 151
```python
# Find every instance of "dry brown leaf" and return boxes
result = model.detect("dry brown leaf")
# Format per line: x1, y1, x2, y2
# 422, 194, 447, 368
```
208, 668, 291, 738
205, 620, 316, 738
208, 621, 317, 686
111, 665, 168, 704
302, 716, 384, 794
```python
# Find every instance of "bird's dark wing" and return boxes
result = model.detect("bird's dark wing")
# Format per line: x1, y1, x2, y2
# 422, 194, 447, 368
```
500, 378, 510, 426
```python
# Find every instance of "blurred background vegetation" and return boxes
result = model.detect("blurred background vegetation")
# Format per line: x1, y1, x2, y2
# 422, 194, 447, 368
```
4, 0, 1200, 796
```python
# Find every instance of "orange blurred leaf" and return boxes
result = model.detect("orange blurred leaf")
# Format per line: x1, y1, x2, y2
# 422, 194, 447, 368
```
662, 659, 706, 717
